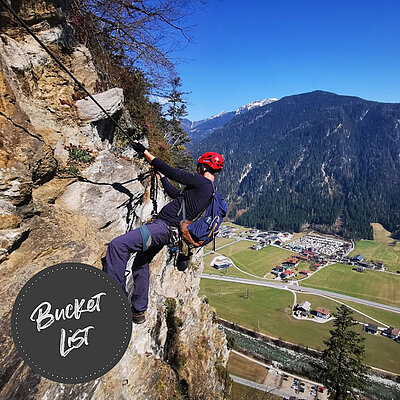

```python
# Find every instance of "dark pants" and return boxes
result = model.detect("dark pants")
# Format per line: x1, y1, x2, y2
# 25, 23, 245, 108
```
104, 219, 171, 312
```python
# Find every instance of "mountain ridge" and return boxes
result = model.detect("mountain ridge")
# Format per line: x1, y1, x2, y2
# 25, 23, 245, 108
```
191, 90, 400, 239
184, 98, 278, 143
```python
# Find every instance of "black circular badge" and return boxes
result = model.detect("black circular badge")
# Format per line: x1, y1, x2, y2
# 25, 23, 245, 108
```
11, 263, 132, 383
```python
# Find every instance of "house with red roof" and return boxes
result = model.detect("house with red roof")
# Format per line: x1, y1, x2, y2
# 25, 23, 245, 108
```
283, 257, 299, 268
316, 307, 330, 319
280, 269, 294, 279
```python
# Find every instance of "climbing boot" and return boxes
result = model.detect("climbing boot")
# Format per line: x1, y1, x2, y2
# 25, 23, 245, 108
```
176, 241, 191, 272
132, 309, 146, 324
176, 252, 190, 272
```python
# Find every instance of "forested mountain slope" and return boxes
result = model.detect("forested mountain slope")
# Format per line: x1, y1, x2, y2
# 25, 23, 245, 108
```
192, 91, 400, 239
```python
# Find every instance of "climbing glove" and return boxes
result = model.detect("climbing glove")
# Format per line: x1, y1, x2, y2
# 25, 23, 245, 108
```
132, 141, 146, 155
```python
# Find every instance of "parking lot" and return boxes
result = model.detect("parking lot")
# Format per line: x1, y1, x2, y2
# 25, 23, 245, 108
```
264, 367, 329, 400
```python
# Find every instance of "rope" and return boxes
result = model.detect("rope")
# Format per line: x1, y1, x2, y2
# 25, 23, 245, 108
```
0, 0, 137, 148
150, 169, 158, 217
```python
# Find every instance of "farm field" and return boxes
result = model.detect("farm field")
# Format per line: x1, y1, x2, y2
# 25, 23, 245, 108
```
371, 223, 394, 244
200, 278, 331, 349
202, 253, 251, 279
338, 300, 400, 328
229, 382, 280, 400
301, 263, 400, 308
223, 222, 249, 233
349, 240, 400, 272
204, 236, 238, 252
200, 279, 400, 373
350, 224, 399, 272
285, 231, 307, 243
203, 238, 294, 278
227, 352, 267, 383
217, 242, 294, 277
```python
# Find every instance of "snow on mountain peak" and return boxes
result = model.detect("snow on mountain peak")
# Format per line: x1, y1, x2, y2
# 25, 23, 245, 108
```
211, 111, 228, 119
188, 98, 279, 131
235, 98, 278, 115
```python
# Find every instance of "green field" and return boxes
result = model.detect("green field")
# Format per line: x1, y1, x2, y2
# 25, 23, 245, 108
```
350, 240, 400, 272
204, 236, 238, 253
339, 299, 400, 328
202, 253, 251, 279
229, 382, 280, 400
227, 352, 267, 383
371, 223, 394, 244
301, 263, 400, 307
223, 221, 249, 233
201, 279, 326, 347
211, 241, 294, 277
200, 279, 400, 373
363, 334, 400, 374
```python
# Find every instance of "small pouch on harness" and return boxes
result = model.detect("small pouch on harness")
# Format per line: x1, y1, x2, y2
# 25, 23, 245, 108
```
180, 220, 204, 248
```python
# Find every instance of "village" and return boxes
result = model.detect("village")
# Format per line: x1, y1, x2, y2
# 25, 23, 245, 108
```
218, 226, 387, 277
212, 225, 400, 345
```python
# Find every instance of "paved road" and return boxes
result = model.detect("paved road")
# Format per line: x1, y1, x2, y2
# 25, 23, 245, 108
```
202, 273, 400, 314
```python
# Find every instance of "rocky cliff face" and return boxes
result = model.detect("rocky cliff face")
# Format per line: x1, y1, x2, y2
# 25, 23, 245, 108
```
0, 1, 228, 399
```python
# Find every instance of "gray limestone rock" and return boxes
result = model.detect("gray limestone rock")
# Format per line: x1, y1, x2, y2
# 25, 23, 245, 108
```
58, 151, 145, 232
76, 88, 124, 123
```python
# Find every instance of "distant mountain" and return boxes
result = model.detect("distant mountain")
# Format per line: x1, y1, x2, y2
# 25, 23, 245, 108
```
184, 98, 278, 144
191, 91, 400, 239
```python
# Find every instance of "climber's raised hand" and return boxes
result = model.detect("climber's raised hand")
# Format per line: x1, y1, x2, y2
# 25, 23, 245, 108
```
131, 140, 146, 155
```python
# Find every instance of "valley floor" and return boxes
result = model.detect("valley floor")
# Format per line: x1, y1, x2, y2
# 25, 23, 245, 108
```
201, 222, 400, 375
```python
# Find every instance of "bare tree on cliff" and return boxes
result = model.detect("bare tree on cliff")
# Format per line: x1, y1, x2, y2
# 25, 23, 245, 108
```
318, 305, 369, 399
70, 0, 195, 85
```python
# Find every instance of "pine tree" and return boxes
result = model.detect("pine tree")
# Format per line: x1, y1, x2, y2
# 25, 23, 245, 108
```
164, 76, 193, 169
318, 305, 369, 399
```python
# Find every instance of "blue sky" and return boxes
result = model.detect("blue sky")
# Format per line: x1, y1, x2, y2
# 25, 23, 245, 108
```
176, 0, 400, 121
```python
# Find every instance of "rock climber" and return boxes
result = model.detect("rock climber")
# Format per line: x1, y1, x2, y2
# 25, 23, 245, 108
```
104, 141, 224, 324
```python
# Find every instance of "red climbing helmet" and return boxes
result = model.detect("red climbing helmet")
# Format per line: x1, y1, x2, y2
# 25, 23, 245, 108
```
197, 152, 224, 170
